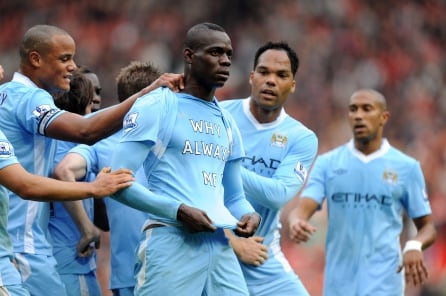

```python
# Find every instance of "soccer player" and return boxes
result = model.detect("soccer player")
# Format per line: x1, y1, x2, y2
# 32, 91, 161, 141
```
0, 24, 182, 295
0, 129, 133, 296
220, 41, 317, 295
77, 65, 102, 113
288, 89, 437, 295
53, 61, 162, 296
110, 22, 260, 295
50, 70, 101, 296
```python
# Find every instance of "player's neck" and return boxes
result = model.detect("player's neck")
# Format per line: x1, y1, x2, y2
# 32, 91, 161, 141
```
354, 138, 382, 155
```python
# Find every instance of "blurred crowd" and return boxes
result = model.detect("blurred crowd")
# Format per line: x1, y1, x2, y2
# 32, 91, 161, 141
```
1, 0, 445, 295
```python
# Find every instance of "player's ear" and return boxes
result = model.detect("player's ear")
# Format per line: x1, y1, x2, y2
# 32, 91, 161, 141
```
184, 48, 194, 64
29, 51, 42, 68
380, 110, 390, 126
248, 71, 254, 86
290, 80, 296, 94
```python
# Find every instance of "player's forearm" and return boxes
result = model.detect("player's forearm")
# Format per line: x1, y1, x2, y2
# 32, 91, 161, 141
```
53, 153, 88, 181
111, 182, 181, 220
81, 99, 137, 144
241, 168, 299, 210
62, 200, 95, 234
223, 160, 256, 219
412, 215, 437, 250
17, 172, 96, 201
289, 197, 319, 222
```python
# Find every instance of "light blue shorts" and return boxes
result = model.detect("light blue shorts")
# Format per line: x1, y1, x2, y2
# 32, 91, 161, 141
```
246, 272, 309, 296
134, 226, 248, 296
14, 253, 66, 296
59, 271, 101, 296
0, 285, 30, 296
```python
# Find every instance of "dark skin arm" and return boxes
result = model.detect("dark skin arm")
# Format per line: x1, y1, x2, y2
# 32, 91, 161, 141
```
176, 203, 217, 233
0, 164, 134, 201
46, 73, 184, 145
288, 197, 319, 243
234, 212, 261, 237
397, 214, 436, 286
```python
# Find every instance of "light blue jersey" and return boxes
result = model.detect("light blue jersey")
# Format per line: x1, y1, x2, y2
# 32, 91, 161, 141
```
0, 130, 27, 289
220, 98, 317, 295
113, 88, 254, 226
111, 88, 255, 295
0, 72, 65, 255
0, 72, 68, 295
69, 131, 148, 291
303, 139, 432, 296
48, 139, 96, 275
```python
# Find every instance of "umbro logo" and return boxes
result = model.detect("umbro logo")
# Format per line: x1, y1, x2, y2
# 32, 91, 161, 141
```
333, 168, 347, 175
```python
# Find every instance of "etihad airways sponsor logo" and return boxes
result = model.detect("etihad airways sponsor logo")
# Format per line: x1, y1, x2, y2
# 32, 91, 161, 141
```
331, 192, 392, 206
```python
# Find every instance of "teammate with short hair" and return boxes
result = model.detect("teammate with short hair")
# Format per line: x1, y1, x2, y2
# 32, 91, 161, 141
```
53, 61, 163, 296
50, 70, 101, 296
221, 41, 317, 295
288, 89, 436, 295
0, 128, 133, 296
0, 24, 182, 295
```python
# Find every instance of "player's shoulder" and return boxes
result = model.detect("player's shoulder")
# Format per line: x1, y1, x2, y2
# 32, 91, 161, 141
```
134, 87, 175, 108
4, 81, 48, 97
218, 98, 244, 109
386, 145, 418, 165
318, 143, 349, 160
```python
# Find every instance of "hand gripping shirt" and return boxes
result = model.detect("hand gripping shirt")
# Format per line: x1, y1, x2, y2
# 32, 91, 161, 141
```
0, 130, 23, 286
0, 72, 65, 255
220, 97, 318, 285
302, 139, 432, 296
113, 87, 255, 227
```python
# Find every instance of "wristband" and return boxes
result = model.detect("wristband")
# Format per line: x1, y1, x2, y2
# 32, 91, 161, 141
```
403, 240, 422, 254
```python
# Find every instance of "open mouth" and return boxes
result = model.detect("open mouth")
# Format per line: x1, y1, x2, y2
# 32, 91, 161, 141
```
261, 89, 276, 98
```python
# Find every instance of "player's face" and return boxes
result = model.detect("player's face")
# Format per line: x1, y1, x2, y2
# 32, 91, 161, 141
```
37, 34, 76, 94
84, 72, 102, 112
249, 49, 295, 112
348, 92, 388, 143
189, 31, 232, 88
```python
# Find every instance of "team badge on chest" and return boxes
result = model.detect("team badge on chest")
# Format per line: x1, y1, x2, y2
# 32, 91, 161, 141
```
271, 132, 287, 148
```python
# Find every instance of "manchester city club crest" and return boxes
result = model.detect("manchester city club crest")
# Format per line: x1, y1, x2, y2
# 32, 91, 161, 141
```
271, 132, 287, 148
383, 170, 398, 184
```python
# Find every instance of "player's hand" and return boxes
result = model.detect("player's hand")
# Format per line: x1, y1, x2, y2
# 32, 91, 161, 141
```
91, 167, 134, 198
288, 218, 316, 244
141, 73, 184, 94
234, 212, 261, 237
176, 203, 217, 233
397, 250, 428, 286
231, 235, 268, 266
76, 224, 101, 257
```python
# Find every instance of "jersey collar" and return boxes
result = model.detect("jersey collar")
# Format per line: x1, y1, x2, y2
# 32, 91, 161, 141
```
347, 138, 390, 163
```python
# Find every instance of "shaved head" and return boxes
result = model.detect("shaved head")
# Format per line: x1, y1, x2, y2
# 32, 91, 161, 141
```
19, 25, 70, 61
184, 22, 226, 50
350, 89, 387, 111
